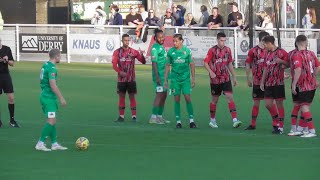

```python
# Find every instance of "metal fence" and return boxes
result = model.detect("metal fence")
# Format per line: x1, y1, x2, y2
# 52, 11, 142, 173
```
1, 24, 320, 68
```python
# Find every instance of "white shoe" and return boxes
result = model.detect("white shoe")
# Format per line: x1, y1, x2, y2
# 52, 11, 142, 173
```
158, 116, 170, 124
288, 130, 304, 136
209, 121, 218, 128
35, 142, 51, 152
149, 117, 165, 125
301, 133, 317, 138
233, 120, 242, 128
51, 143, 68, 150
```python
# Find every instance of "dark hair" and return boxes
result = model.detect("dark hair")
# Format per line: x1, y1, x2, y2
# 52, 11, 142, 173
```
96, 6, 103, 10
173, 33, 183, 41
212, 7, 219, 10
258, 31, 270, 41
122, 34, 130, 39
110, 5, 119, 12
217, 32, 226, 39
295, 35, 307, 44
139, 4, 145, 9
200, 5, 207, 12
49, 49, 61, 59
154, 28, 163, 39
263, 36, 275, 44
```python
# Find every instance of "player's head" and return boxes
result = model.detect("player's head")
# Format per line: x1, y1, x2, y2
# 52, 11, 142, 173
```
122, 34, 130, 48
154, 28, 164, 45
217, 32, 226, 48
49, 49, 61, 63
258, 31, 269, 42
295, 35, 308, 50
262, 35, 275, 50
173, 34, 183, 49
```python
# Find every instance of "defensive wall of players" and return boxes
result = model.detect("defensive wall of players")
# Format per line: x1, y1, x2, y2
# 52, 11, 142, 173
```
1, 24, 320, 67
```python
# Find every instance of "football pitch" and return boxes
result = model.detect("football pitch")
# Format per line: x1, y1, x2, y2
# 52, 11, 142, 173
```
0, 62, 319, 180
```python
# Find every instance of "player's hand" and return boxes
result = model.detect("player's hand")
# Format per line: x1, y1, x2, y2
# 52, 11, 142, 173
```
164, 82, 168, 89
3, 56, 8, 61
156, 77, 161, 85
316, 80, 320, 88
260, 83, 265, 91
275, 58, 283, 64
247, 78, 253, 87
59, 97, 67, 106
119, 71, 127, 77
209, 71, 216, 79
291, 84, 297, 95
232, 77, 237, 86
284, 72, 290, 79
191, 79, 195, 88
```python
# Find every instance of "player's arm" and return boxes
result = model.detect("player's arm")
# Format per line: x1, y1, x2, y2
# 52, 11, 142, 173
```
136, 49, 146, 64
276, 50, 289, 67
203, 49, 216, 78
245, 50, 254, 87
2, 48, 14, 66
112, 50, 126, 77
291, 56, 302, 95
260, 65, 268, 91
151, 48, 161, 85
49, 71, 66, 106
188, 52, 195, 87
164, 53, 172, 89
226, 49, 237, 86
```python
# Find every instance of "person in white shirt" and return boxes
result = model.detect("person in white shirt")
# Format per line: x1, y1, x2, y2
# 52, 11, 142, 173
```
139, 5, 148, 22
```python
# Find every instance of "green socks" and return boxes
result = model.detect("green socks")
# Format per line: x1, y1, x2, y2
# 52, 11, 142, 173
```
186, 102, 194, 119
39, 122, 57, 144
174, 101, 181, 121
152, 106, 159, 115
158, 106, 164, 116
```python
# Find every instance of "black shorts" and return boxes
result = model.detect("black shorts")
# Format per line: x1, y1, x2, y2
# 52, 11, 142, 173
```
264, 85, 285, 100
211, 81, 233, 96
252, 85, 264, 99
292, 89, 315, 104
117, 81, 137, 94
0, 74, 14, 94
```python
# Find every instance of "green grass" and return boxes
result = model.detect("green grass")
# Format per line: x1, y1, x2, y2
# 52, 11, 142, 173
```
0, 62, 319, 180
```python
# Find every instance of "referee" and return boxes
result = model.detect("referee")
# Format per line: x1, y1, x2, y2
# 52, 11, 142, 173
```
0, 37, 19, 128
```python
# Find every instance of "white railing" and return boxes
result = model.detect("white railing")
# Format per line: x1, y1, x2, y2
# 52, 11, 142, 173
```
1, 24, 320, 67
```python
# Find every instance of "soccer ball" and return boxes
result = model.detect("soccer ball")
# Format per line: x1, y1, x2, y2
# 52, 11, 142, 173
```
76, 137, 89, 150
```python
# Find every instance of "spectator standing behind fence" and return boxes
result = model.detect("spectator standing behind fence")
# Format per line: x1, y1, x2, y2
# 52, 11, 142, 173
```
195, 5, 209, 27
139, 5, 148, 22
171, 3, 186, 26
207, 7, 223, 29
183, 13, 197, 27
160, 8, 176, 28
256, 11, 267, 27
227, 2, 243, 27
108, 5, 123, 25
145, 9, 161, 26
309, 7, 317, 29
261, 15, 273, 35
91, 6, 107, 26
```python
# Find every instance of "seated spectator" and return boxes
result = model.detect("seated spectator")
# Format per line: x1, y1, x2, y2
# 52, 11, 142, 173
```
171, 3, 186, 26
183, 13, 197, 27
145, 9, 161, 26
125, 5, 144, 40
227, 2, 244, 27
160, 8, 176, 28
139, 4, 148, 21
195, 5, 209, 27
91, 6, 107, 25
207, 7, 223, 29
109, 4, 123, 25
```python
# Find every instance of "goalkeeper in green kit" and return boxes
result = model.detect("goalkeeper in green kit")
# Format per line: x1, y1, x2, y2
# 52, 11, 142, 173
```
164, 34, 197, 128
149, 28, 170, 125
35, 49, 67, 151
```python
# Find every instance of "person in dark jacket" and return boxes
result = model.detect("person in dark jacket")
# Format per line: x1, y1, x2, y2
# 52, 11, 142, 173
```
171, 3, 186, 26
109, 4, 123, 25
144, 9, 161, 26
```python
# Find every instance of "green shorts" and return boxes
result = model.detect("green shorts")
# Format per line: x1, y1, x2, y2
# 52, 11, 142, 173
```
40, 96, 58, 118
170, 80, 191, 96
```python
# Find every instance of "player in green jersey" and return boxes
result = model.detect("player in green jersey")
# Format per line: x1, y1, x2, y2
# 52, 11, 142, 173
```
149, 29, 170, 124
35, 49, 67, 151
164, 34, 197, 128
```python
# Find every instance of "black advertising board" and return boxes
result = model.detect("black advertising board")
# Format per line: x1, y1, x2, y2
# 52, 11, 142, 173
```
19, 34, 67, 53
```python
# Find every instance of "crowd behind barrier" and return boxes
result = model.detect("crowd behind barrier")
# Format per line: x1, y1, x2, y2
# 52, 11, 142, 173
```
1, 24, 320, 68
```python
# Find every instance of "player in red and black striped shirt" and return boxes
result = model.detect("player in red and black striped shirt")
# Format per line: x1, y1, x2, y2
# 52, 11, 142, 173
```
260, 36, 289, 134
290, 35, 320, 138
245, 31, 277, 130
204, 32, 242, 128
112, 34, 146, 122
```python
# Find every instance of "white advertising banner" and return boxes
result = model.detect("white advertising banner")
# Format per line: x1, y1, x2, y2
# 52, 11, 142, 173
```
70, 34, 121, 55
